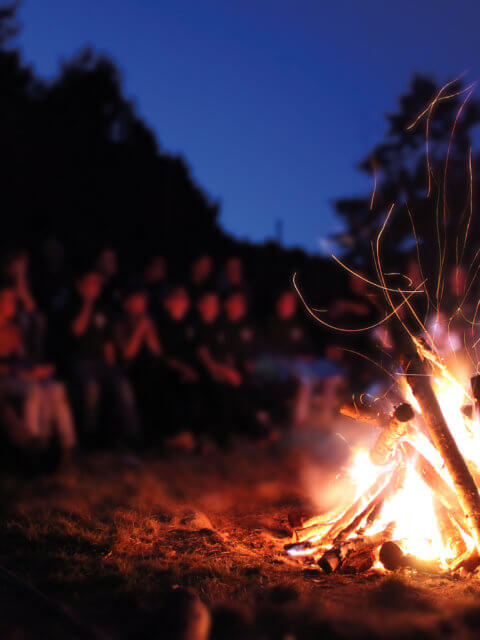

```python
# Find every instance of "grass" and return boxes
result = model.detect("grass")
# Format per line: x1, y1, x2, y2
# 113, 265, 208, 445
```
2, 443, 480, 638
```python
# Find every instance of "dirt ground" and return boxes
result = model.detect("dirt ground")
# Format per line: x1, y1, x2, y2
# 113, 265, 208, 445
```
2, 440, 480, 639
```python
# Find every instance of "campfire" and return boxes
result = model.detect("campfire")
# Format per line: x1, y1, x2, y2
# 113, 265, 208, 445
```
286, 82, 480, 577
286, 327, 480, 575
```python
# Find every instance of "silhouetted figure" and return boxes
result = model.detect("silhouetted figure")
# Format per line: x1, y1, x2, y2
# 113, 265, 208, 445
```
0, 280, 75, 455
65, 269, 141, 445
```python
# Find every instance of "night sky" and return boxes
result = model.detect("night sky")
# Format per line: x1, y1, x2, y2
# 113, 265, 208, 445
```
16, 1, 480, 253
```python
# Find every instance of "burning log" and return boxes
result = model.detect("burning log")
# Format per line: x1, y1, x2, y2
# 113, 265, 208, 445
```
340, 402, 391, 428
471, 376, 480, 419
403, 442, 470, 533
433, 498, 467, 558
338, 548, 375, 574
391, 324, 480, 551
379, 541, 442, 573
295, 469, 392, 543
370, 403, 414, 465
450, 547, 480, 573
318, 525, 394, 574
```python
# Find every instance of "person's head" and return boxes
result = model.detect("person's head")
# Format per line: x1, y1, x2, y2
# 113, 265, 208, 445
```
196, 291, 219, 323
96, 247, 118, 280
76, 270, 103, 301
123, 288, 148, 318
224, 290, 247, 322
0, 283, 17, 321
275, 290, 297, 319
191, 254, 213, 284
3, 248, 29, 279
224, 257, 243, 286
145, 255, 167, 283
163, 285, 190, 321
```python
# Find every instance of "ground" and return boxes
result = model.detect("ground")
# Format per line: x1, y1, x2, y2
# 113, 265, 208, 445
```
2, 442, 480, 639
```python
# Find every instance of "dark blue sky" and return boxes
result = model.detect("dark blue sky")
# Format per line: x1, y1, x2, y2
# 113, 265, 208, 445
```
15, 1, 480, 253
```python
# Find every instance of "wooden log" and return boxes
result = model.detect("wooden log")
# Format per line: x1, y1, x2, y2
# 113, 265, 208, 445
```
449, 547, 480, 573
370, 403, 414, 465
294, 470, 391, 543
363, 461, 407, 532
471, 376, 480, 419
403, 442, 470, 534
340, 402, 391, 428
379, 541, 441, 573
379, 541, 405, 570
391, 324, 480, 550
337, 463, 406, 542
433, 498, 467, 558
318, 525, 394, 574
338, 548, 375, 574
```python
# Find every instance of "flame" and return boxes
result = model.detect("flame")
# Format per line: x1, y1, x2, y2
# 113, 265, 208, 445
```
336, 364, 477, 566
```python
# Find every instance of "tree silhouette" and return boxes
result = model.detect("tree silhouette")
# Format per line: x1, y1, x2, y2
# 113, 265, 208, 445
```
333, 75, 480, 299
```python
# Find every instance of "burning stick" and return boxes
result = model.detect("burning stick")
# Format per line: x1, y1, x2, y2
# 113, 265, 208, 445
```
370, 403, 414, 465
340, 402, 391, 428
471, 375, 480, 419
433, 498, 467, 557
403, 442, 470, 533
318, 525, 394, 574
449, 547, 480, 573
392, 326, 480, 551
295, 469, 392, 544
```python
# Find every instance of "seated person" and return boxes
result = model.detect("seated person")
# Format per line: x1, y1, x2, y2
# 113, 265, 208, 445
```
64, 269, 141, 445
218, 257, 248, 295
113, 283, 164, 437
0, 280, 75, 455
258, 290, 316, 425
161, 285, 198, 383
189, 254, 215, 303
144, 255, 168, 321
221, 289, 270, 438
222, 289, 257, 375
195, 290, 241, 387
158, 285, 204, 442
3, 248, 47, 361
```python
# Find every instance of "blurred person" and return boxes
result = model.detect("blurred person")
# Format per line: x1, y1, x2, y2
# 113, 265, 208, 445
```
113, 283, 164, 439
251, 289, 318, 426
144, 254, 168, 320
3, 248, 47, 361
115, 285, 162, 364
267, 290, 313, 358
65, 269, 141, 445
161, 285, 198, 381
0, 280, 75, 455
194, 290, 245, 443
159, 285, 205, 445
95, 246, 122, 311
222, 289, 256, 373
195, 290, 241, 387
219, 256, 247, 294
190, 254, 215, 301
221, 289, 271, 438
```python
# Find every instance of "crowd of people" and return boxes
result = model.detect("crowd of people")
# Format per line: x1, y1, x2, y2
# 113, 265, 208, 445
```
0, 240, 344, 467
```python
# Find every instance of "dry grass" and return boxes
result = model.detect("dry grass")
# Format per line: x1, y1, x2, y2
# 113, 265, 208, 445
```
2, 443, 480, 638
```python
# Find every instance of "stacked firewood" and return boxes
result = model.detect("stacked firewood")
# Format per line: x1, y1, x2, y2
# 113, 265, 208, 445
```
285, 331, 480, 575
